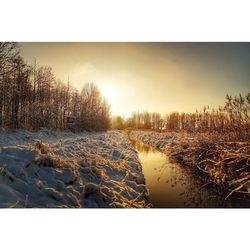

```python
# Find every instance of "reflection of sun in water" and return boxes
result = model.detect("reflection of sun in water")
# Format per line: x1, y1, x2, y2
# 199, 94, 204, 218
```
100, 85, 116, 104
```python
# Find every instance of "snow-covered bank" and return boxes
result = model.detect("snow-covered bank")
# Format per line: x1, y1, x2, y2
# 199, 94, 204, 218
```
130, 131, 175, 150
0, 130, 151, 208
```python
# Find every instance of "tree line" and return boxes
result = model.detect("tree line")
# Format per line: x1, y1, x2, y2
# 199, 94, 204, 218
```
1, 42, 248, 136
112, 112, 163, 130
0, 42, 110, 131
112, 93, 250, 138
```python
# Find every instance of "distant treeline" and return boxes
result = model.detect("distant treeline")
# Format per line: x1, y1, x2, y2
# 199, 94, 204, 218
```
0, 42, 110, 131
112, 93, 250, 138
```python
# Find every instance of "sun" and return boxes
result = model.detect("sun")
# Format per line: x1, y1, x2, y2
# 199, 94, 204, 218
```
100, 85, 116, 103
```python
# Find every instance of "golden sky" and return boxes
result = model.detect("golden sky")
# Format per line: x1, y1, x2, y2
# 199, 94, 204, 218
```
20, 43, 250, 117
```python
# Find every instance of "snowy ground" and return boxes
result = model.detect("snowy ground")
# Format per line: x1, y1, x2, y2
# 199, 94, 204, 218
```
0, 129, 151, 208
130, 131, 175, 151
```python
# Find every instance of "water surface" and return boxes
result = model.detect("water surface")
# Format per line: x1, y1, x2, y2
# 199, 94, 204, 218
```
130, 137, 250, 208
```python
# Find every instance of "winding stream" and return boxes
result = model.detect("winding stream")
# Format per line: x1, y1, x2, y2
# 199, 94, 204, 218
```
130, 137, 249, 208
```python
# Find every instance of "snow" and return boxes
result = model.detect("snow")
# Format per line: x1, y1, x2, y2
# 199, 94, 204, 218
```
130, 131, 175, 150
0, 129, 151, 208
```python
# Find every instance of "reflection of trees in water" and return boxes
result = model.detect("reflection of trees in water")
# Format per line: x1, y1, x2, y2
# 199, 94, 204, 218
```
159, 162, 244, 207
129, 137, 157, 154
157, 162, 205, 207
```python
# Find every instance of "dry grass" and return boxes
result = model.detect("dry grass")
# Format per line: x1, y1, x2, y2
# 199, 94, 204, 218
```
166, 133, 250, 198
33, 140, 78, 172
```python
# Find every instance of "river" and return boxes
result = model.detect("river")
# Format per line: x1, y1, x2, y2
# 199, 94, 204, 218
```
130, 137, 249, 208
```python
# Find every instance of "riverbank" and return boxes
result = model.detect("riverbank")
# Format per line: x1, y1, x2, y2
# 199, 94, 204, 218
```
0, 129, 151, 208
131, 131, 250, 200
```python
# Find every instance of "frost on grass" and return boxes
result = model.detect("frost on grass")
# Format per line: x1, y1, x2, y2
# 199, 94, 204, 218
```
130, 131, 175, 150
131, 131, 250, 198
0, 130, 151, 208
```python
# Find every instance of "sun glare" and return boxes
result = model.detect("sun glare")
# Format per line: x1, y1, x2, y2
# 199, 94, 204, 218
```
100, 85, 116, 103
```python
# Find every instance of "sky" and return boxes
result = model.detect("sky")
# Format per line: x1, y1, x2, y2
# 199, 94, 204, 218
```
20, 42, 250, 117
